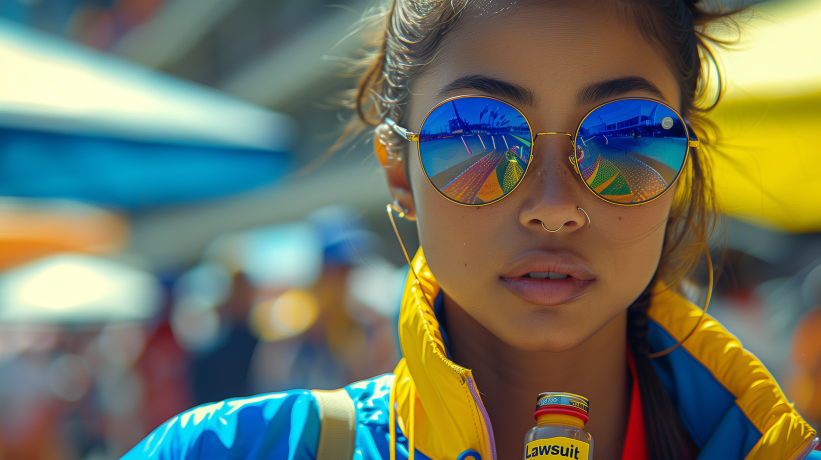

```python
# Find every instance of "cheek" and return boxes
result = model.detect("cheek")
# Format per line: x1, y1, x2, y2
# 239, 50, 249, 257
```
414, 181, 480, 273
409, 158, 504, 287
593, 196, 673, 302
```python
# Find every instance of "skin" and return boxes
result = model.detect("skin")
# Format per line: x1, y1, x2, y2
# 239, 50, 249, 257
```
381, 2, 682, 459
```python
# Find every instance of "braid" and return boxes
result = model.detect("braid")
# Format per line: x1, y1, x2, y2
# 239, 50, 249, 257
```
628, 281, 698, 460
627, 285, 653, 356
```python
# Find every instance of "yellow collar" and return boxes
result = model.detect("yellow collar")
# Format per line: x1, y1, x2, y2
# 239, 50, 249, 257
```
391, 248, 494, 460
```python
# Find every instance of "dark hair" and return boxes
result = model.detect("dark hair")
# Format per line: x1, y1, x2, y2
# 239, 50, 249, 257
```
343, 1, 746, 458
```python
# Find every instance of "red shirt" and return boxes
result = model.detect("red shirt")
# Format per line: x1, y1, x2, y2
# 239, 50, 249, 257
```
621, 351, 649, 460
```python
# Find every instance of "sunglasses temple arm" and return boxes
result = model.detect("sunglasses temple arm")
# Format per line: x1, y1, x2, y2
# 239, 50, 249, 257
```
384, 117, 419, 142
685, 121, 700, 148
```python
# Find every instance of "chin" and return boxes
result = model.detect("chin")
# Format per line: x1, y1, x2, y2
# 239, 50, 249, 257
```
496, 324, 594, 353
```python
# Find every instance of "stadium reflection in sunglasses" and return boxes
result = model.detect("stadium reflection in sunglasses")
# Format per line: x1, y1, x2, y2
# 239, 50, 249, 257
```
385, 96, 699, 206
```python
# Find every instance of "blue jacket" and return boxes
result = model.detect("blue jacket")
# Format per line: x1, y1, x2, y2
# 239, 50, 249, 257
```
124, 250, 820, 460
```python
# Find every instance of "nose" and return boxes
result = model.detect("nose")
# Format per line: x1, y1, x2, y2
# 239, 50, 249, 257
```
518, 133, 587, 234
534, 131, 581, 174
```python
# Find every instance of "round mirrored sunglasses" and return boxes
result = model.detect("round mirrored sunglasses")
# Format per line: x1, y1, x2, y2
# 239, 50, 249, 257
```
385, 95, 698, 206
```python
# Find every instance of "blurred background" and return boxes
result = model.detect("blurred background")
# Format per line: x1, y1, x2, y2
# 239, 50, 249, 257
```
0, 0, 818, 458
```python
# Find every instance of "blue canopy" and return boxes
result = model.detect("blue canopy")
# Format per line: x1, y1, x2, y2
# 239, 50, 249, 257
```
0, 127, 291, 209
0, 18, 294, 209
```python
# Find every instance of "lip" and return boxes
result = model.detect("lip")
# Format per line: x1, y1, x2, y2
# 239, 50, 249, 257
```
499, 251, 596, 306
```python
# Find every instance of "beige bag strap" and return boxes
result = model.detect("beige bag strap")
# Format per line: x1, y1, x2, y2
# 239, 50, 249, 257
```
312, 389, 357, 460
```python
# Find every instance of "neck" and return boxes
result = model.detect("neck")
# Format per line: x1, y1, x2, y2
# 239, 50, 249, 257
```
443, 294, 631, 460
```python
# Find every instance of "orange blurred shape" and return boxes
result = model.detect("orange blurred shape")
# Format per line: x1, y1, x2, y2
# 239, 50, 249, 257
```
789, 306, 821, 422
0, 199, 128, 271
792, 307, 821, 368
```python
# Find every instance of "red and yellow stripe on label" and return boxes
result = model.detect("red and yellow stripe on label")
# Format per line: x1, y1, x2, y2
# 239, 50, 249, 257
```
524, 437, 589, 459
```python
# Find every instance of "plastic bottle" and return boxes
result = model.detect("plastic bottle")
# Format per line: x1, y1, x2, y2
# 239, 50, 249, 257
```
523, 392, 594, 460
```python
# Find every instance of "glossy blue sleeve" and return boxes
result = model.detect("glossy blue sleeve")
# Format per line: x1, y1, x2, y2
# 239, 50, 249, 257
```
121, 390, 320, 460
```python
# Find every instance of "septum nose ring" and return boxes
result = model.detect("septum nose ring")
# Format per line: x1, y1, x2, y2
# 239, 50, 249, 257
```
541, 207, 591, 232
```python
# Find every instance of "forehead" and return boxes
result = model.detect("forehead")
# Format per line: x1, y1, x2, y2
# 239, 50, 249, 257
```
408, 1, 680, 119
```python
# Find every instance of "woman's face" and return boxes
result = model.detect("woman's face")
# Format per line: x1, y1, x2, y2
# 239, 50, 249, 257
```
395, 1, 681, 352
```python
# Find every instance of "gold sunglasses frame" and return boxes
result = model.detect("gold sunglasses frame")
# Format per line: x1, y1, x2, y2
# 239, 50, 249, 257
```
385, 95, 700, 207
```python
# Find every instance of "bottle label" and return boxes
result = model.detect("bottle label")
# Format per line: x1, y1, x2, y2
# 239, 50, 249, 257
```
536, 394, 589, 414
524, 437, 589, 459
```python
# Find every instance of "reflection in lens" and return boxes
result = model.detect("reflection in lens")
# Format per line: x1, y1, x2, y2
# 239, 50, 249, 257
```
419, 97, 532, 205
575, 99, 688, 204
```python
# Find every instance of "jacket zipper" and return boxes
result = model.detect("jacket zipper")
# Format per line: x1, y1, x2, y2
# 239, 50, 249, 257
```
466, 376, 497, 460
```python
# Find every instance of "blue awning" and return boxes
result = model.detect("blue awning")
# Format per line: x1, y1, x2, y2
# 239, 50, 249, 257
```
0, 127, 291, 209
0, 18, 295, 209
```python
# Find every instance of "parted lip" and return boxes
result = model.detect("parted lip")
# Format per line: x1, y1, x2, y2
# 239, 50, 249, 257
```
500, 250, 596, 281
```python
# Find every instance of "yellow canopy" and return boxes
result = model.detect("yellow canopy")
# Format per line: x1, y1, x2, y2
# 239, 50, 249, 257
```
709, 0, 821, 233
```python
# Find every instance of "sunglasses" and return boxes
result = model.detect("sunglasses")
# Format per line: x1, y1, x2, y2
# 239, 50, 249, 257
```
385, 96, 699, 206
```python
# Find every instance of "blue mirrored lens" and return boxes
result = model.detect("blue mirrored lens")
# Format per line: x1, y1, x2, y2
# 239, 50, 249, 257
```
419, 97, 532, 205
575, 99, 688, 204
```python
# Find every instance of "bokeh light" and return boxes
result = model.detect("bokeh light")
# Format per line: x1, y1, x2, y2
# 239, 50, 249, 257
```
250, 289, 320, 341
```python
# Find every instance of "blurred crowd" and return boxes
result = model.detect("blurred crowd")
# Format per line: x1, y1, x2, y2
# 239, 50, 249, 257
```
0, 203, 405, 459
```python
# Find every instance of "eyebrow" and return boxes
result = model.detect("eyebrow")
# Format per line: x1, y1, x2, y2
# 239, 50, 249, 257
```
438, 75, 535, 106
576, 77, 666, 105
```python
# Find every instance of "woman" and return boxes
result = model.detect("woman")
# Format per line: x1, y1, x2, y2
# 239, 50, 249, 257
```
123, 0, 819, 459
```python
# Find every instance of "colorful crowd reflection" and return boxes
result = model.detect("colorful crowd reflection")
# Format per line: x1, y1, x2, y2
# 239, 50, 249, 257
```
576, 99, 688, 204
419, 97, 531, 204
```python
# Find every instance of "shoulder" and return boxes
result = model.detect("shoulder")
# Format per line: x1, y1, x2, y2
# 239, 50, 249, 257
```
122, 389, 321, 459
647, 287, 818, 460
121, 374, 396, 460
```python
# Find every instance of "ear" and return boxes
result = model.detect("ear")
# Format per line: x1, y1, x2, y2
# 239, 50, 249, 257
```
374, 129, 416, 220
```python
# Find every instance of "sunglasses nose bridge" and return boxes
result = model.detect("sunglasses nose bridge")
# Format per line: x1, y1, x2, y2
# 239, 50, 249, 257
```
533, 131, 574, 146
534, 131, 573, 138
